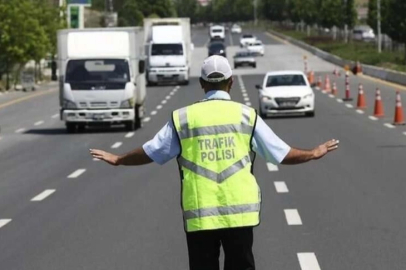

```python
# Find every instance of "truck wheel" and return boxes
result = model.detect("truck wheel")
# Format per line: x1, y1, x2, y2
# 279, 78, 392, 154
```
77, 124, 86, 132
66, 123, 76, 133
125, 121, 135, 131
182, 80, 189, 86
134, 105, 143, 130
147, 80, 156, 87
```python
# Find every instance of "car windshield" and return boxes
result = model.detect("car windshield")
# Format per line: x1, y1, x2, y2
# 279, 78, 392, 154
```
266, 75, 306, 87
253, 42, 262, 46
209, 43, 225, 50
66, 59, 130, 84
151, 44, 183, 56
235, 52, 252, 57
242, 35, 253, 38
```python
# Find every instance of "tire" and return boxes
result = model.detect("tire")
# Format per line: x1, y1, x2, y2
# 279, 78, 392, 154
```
147, 80, 156, 87
306, 111, 315, 117
66, 123, 76, 133
134, 105, 143, 130
259, 104, 267, 119
125, 121, 135, 131
77, 124, 86, 132
182, 80, 189, 86
253, 64, 257, 68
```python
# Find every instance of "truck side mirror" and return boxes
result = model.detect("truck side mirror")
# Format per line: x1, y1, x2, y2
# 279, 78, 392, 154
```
255, 84, 262, 90
138, 60, 145, 74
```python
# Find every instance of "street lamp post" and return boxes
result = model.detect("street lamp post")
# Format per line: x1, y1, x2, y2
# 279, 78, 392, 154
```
253, 0, 258, 26
377, 0, 382, 53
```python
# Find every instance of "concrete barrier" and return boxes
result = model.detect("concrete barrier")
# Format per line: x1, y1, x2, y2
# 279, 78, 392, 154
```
268, 29, 406, 86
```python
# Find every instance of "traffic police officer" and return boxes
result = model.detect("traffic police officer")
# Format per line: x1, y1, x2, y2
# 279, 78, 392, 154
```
90, 55, 339, 270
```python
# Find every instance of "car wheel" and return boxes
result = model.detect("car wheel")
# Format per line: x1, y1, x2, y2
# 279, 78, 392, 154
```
306, 111, 315, 117
259, 104, 267, 119
253, 64, 257, 68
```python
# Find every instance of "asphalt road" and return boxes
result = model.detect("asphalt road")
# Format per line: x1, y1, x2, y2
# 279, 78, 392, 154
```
0, 28, 406, 270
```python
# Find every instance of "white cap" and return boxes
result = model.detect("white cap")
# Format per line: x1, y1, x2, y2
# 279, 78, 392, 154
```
201, 55, 233, 83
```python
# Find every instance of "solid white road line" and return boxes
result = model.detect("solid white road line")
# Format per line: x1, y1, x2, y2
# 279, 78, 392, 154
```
266, 163, 279, 171
0, 219, 11, 229
111, 142, 122, 149
34, 120, 44, 126
245, 102, 252, 106
274, 181, 289, 193
51, 113, 59, 119
345, 104, 354, 108
151, 110, 157, 115
297, 253, 321, 270
161, 100, 167, 104
284, 209, 302, 225
15, 128, 26, 133
68, 169, 86, 178
31, 189, 55, 201
336, 99, 343, 103
356, 109, 364, 114
369, 116, 378, 121
125, 132, 135, 138
157, 105, 163, 110
384, 123, 395, 129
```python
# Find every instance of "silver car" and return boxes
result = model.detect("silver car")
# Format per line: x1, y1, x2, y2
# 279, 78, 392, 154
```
233, 51, 256, 69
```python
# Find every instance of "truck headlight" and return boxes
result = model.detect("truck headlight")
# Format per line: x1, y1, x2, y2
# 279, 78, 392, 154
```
63, 99, 77, 109
120, 98, 134, 109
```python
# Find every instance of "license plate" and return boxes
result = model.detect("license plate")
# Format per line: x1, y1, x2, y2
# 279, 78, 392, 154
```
91, 113, 105, 120
279, 102, 296, 107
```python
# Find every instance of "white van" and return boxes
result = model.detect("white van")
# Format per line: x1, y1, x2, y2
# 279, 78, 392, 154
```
210, 25, 225, 41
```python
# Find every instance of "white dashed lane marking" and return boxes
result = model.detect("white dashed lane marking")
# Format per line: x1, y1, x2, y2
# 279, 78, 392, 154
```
157, 105, 163, 110
244, 97, 250, 102
15, 128, 26, 133
297, 253, 322, 270
151, 110, 157, 116
68, 169, 86, 178
93, 158, 100, 161
245, 102, 252, 106
266, 163, 279, 171
0, 219, 11, 229
345, 104, 354, 108
165, 96, 171, 100
143, 117, 151, 123
284, 209, 302, 225
111, 142, 122, 149
51, 113, 59, 119
274, 181, 289, 193
34, 120, 44, 126
328, 94, 335, 98
356, 109, 364, 114
384, 123, 395, 129
125, 132, 135, 138
336, 99, 343, 103
403, 132, 406, 136
369, 116, 378, 121
161, 100, 167, 104
31, 189, 55, 201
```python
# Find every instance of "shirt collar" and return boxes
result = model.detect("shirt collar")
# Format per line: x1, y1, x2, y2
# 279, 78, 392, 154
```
204, 90, 231, 100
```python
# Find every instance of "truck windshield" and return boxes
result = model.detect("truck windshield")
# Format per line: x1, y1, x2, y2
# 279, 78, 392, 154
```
151, 44, 183, 56
66, 59, 130, 90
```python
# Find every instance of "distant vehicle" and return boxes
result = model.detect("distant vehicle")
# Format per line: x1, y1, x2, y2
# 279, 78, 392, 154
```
246, 40, 264, 56
353, 26, 375, 42
208, 42, 226, 57
256, 71, 315, 118
210, 25, 225, 41
233, 51, 256, 69
57, 27, 146, 133
231, 24, 242, 34
240, 34, 256, 47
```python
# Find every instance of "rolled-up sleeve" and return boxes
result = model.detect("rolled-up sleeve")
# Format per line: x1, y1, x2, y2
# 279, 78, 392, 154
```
251, 117, 291, 164
142, 121, 180, 165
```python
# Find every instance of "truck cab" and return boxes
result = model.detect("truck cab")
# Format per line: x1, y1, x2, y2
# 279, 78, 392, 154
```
58, 28, 146, 133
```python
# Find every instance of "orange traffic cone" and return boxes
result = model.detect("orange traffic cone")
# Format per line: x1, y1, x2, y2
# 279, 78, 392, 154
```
356, 83, 367, 109
332, 82, 338, 96
307, 71, 314, 84
393, 91, 405, 125
323, 75, 331, 92
343, 72, 353, 101
356, 61, 363, 74
317, 76, 322, 89
373, 88, 384, 117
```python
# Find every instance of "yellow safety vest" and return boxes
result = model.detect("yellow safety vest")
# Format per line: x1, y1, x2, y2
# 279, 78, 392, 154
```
172, 99, 261, 232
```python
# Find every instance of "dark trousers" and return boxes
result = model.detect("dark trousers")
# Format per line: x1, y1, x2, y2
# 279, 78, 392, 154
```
186, 227, 255, 270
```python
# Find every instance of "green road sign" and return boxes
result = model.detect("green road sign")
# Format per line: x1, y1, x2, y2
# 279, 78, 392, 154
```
67, 0, 91, 5
70, 6, 79, 28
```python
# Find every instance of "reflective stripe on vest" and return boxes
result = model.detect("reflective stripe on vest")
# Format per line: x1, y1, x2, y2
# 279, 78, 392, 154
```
173, 100, 260, 232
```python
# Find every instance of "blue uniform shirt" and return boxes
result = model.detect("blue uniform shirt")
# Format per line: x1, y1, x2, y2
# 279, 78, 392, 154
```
143, 91, 291, 165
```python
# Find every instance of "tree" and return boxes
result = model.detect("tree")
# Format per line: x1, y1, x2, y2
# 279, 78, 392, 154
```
385, 0, 406, 63
318, 0, 343, 29
343, 0, 357, 29
175, 0, 198, 21
117, 0, 144, 26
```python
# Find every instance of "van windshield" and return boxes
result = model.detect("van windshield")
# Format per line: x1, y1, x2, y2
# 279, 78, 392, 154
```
151, 44, 183, 56
212, 29, 223, 33
65, 59, 130, 90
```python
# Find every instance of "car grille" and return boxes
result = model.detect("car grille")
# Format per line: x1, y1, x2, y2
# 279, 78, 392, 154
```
275, 97, 301, 107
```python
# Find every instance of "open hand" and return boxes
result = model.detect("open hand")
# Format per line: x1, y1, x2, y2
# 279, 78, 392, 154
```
90, 149, 120, 166
312, 139, 339, 160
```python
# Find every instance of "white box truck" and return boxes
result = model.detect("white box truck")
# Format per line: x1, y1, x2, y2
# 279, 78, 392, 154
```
144, 18, 193, 86
57, 27, 146, 133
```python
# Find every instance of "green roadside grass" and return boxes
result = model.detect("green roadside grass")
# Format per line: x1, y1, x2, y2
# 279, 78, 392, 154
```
274, 28, 406, 73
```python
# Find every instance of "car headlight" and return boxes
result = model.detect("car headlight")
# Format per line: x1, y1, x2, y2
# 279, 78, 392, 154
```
261, 96, 272, 101
303, 93, 313, 99
120, 98, 134, 109
63, 99, 77, 109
